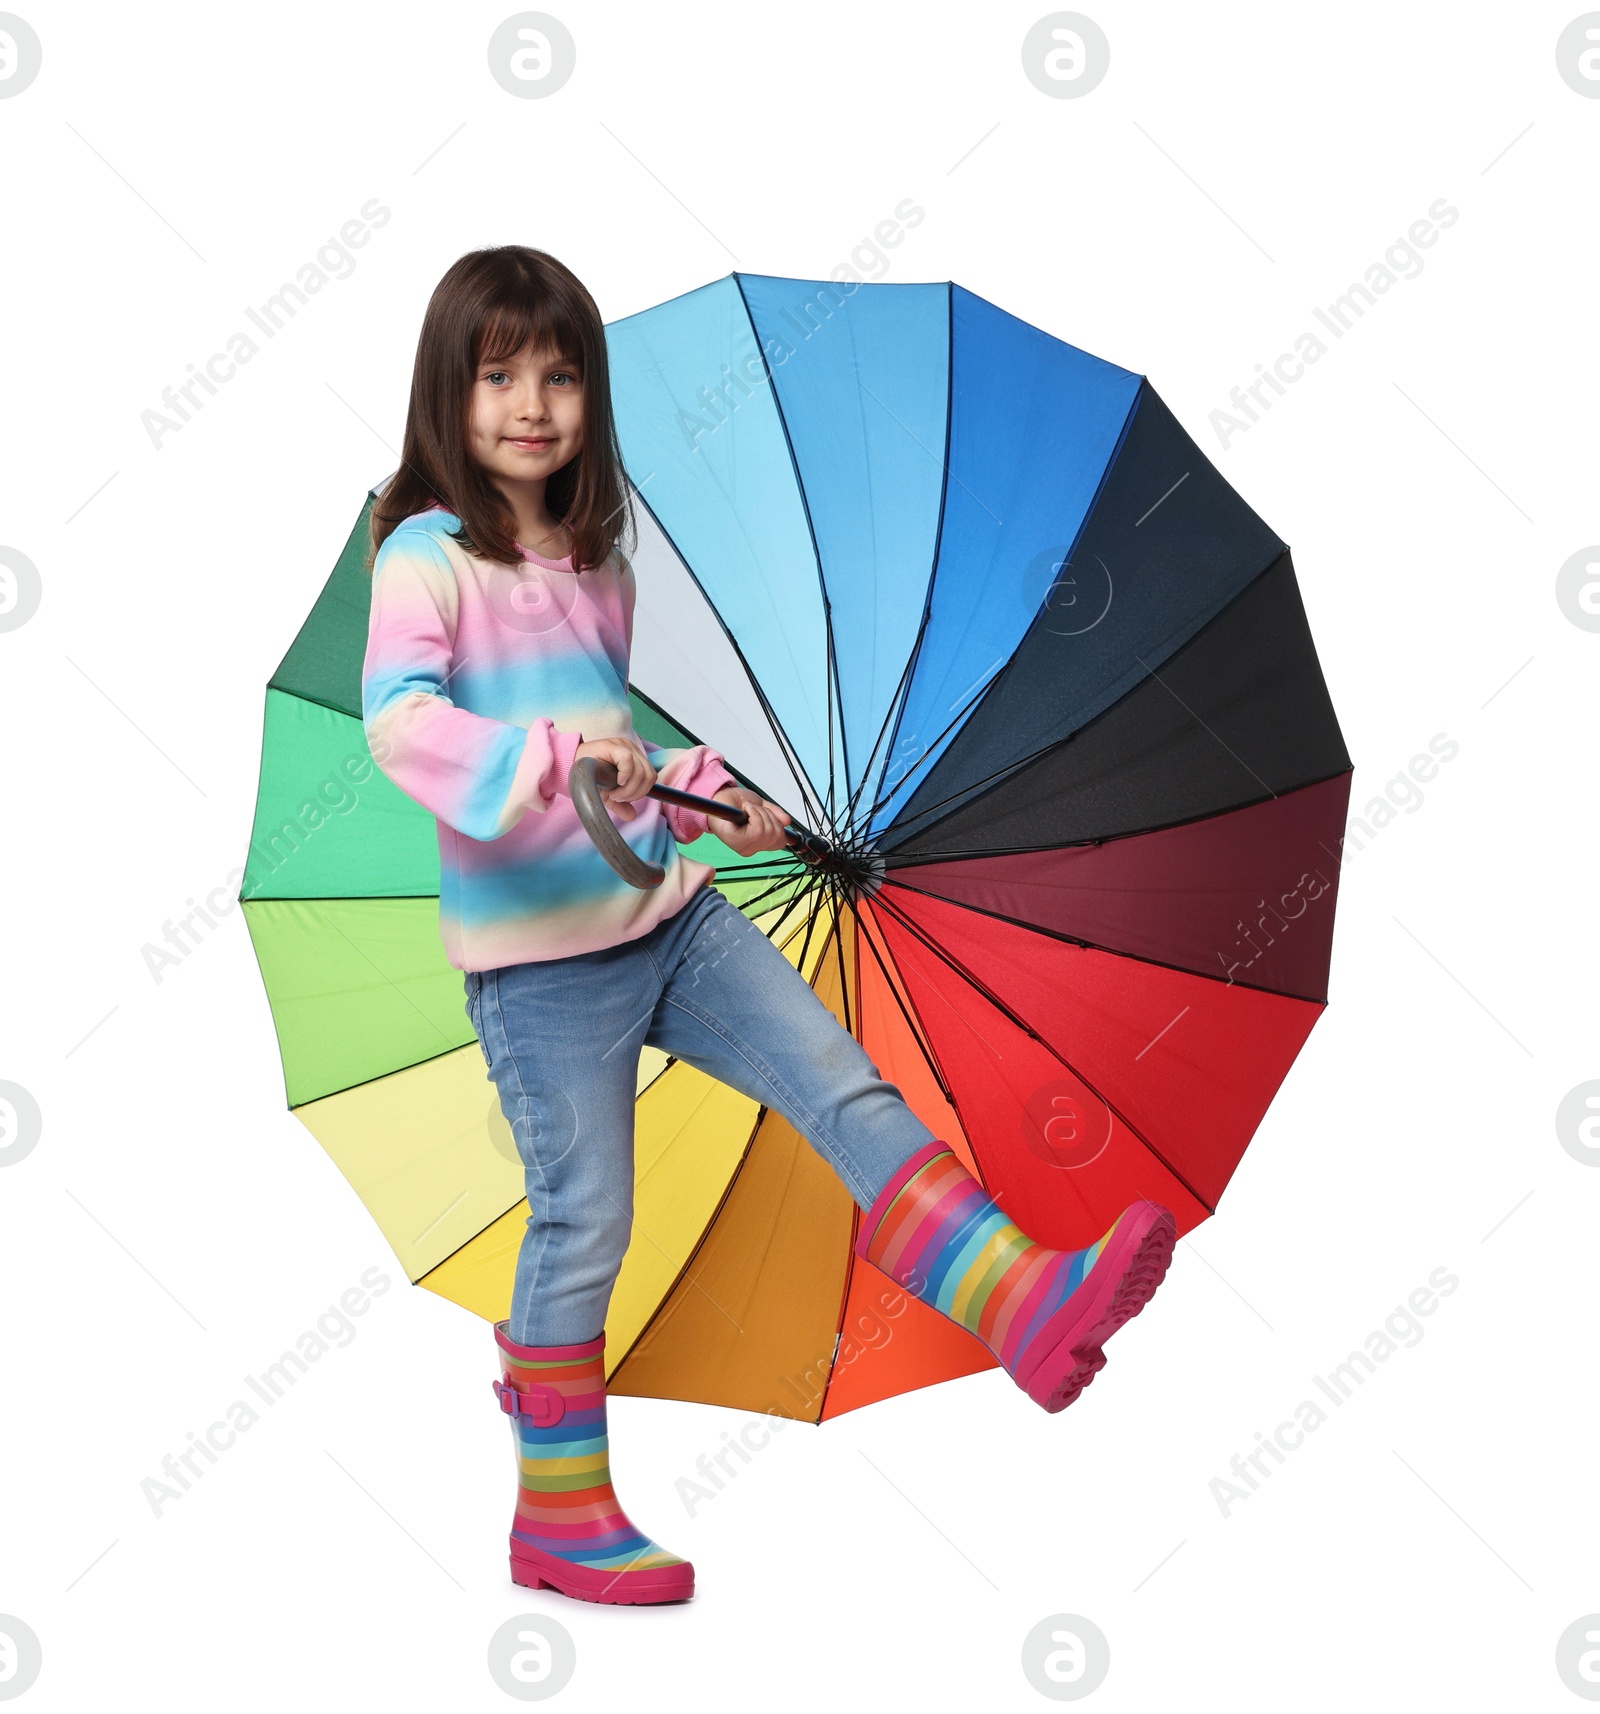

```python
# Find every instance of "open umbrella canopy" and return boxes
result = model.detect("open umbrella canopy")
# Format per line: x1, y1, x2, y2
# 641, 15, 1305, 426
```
243, 274, 1351, 1422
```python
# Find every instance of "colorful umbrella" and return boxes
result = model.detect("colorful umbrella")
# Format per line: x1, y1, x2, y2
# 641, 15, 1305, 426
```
242, 274, 1350, 1423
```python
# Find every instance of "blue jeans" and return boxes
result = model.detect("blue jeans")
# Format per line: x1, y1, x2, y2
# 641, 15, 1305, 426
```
463, 883, 936, 1345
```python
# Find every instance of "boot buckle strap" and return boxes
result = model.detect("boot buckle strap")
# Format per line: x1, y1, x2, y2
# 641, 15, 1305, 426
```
492, 1378, 565, 1426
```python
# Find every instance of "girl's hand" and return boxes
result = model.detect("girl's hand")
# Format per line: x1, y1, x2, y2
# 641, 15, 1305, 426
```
713, 785, 792, 856
574, 737, 656, 821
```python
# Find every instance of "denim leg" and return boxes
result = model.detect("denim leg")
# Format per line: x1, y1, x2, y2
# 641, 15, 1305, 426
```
643, 887, 935, 1209
467, 941, 662, 1346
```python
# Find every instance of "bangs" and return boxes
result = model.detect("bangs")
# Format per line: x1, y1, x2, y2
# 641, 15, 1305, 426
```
475, 297, 586, 372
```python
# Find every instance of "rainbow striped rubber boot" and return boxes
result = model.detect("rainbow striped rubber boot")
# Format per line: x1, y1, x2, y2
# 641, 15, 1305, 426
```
855, 1143, 1177, 1413
492, 1323, 694, 1604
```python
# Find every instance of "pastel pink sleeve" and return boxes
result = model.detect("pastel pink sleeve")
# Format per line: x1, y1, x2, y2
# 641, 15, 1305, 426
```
642, 741, 737, 843
362, 529, 583, 841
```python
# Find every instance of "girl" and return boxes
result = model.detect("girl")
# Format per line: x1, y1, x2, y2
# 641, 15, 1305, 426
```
361, 246, 1177, 1608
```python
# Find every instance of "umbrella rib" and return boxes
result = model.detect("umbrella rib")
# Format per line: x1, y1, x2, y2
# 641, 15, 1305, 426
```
627, 679, 772, 795
725, 874, 806, 902
812, 1205, 865, 1426
843, 282, 953, 843
264, 683, 361, 723
868, 887, 1216, 1216
791, 888, 833, 983
859, 900, 1006, 1203
414, 1193, 530, 1283
874, 710, 1176, 853
814, 888, 881, 1422
857, 644, 1032, 835
828, 641, 841, 828
839, 628, 926, 835
764, 891, 836, 959
755, 891, 804, 943
882, 763, 1356, 871
718, 859, 807, 881
843, 279, 957, 838
243, 892, 442, 903
730, 275, 850, 830
880, 872, 1333, 1004
710, 646, 829, 830
852, 899, 958, 1107
730, 870, 814, 928
842, 543, 946, 830
828, 878, 854, 1037
286, 1037, 492, 1119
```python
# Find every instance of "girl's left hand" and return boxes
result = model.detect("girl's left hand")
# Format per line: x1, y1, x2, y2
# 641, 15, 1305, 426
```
712, 786, 792, 856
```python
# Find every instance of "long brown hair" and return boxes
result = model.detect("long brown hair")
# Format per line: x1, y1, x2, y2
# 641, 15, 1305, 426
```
367, 246, 633, 573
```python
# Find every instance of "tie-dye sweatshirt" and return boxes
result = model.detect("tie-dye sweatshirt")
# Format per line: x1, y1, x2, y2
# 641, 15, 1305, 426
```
362, 504, 735, 972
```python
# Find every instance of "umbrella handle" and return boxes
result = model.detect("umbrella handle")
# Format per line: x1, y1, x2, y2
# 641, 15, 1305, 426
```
568, 757, 835, 890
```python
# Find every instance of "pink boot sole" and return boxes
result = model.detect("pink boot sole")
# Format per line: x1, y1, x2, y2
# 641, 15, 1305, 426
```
1012, 1202, 1177, 1413
510, 1539, 695, 1606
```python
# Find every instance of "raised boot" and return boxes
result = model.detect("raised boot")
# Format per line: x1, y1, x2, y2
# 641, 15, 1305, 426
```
492, 1323, 694, 1604
854, 1143, 1176, 1413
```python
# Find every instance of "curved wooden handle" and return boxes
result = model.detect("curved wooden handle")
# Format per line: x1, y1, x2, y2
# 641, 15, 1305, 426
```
569, 757, 666, 889
569, 755, 840, 891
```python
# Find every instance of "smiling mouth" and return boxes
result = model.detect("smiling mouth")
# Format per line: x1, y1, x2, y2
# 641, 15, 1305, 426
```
506, 437, 554, 448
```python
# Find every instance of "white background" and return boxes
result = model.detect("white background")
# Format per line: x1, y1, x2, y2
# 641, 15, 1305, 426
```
2, 2, 1596, 1708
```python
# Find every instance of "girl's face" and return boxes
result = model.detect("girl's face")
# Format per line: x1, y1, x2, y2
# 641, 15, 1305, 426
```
467, 340, 585, 490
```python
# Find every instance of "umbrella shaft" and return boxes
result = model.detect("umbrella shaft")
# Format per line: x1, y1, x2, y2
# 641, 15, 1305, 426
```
651, 787, 834, 866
